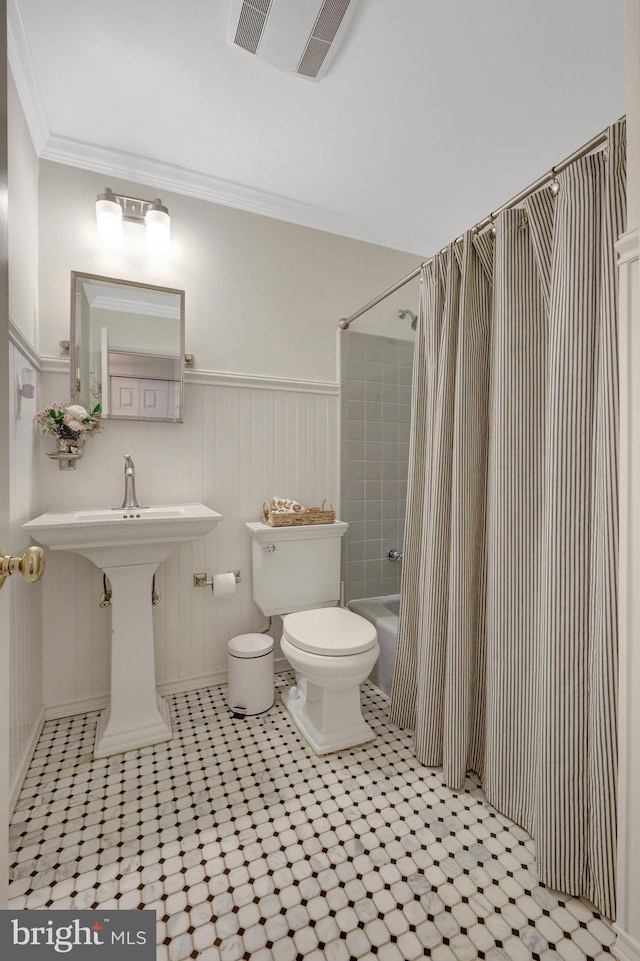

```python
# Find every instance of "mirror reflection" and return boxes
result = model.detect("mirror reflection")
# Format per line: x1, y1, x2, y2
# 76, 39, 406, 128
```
70, 272, 185, 422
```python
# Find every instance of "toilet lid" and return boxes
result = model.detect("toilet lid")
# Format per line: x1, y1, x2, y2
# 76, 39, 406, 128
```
282, 607, 378, 656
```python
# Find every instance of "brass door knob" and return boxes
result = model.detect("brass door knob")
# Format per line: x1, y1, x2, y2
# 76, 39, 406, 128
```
0, 545, 45, 589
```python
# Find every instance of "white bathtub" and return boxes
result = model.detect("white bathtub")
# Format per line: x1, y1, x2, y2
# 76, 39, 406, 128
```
347, 594, 399, 696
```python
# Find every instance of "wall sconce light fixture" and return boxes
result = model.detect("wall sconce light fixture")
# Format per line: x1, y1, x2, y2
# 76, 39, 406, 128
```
95, 187, 171, 255
20, 367, 35, 398
16, 367, 35, 419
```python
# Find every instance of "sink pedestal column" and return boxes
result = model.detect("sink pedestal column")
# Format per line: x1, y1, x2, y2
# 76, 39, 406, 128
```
94, 561, 172, 758
23, 504, 223, 759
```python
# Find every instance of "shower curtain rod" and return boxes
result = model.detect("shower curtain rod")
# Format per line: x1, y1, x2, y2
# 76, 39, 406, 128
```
337, 119, 621, 330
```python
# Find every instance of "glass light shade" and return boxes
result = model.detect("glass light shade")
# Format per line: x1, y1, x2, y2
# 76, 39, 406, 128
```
96, 194, 123, 243
145, 203, 171, 256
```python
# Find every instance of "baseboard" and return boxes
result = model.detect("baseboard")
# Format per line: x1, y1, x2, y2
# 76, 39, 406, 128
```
43, 662, 291, 721
613, 926, 640, 961
10, 709, 45, 816
159, 661, 291, 697
157, 672, 226, 697
44, 694, 109, 721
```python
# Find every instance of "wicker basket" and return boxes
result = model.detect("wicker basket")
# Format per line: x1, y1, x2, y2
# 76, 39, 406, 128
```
261, 499, 335, 527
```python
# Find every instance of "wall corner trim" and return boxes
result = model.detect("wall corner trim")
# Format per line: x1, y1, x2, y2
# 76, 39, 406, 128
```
8, 319, 40, 370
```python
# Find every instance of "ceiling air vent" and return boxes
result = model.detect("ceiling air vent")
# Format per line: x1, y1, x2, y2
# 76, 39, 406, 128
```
227, 0, 359, 80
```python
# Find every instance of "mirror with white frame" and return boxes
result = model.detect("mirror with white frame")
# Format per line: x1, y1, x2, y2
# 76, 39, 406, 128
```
70, 272, 185, 422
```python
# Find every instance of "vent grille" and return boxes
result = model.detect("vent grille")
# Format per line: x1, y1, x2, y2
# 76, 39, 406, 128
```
234, 1, 271, 54
229, 0, 356, 80
313, 0, 351, 43
298, 0, 352, 78
298, 37, 331, 78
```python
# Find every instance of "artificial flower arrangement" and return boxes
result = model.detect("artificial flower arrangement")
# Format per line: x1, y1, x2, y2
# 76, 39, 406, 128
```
34, 402, 102, 456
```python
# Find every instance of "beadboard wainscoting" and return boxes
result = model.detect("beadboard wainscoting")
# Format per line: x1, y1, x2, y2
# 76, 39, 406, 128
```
36, 370, 339, 715
8, 336, 44, 806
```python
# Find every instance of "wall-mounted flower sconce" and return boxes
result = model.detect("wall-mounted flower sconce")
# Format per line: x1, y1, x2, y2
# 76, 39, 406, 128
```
96, 187, 171, 256
35, 402, 103, 470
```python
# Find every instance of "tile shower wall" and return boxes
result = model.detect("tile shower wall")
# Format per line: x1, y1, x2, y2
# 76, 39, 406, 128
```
340, 331, 413, 603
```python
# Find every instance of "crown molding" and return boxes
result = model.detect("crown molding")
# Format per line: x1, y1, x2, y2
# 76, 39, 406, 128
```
7, 0, 425, 253
39, 134, 426, 255
7, 0, 49, 154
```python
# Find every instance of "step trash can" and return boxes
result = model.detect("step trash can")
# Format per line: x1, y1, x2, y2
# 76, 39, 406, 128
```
227, 633, 275, 716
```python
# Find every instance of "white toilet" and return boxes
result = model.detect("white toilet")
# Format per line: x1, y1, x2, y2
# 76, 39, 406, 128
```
246, 520, 379, 755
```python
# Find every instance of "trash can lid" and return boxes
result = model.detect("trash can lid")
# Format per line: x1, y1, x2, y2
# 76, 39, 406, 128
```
228, 633, 274, 658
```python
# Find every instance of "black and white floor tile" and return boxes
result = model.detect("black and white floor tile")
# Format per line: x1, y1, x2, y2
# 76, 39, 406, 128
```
9, 676, 616, 961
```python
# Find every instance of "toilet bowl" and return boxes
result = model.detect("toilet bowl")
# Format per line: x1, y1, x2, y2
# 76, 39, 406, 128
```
246, 520, 380, 755
279, 606, 379, 755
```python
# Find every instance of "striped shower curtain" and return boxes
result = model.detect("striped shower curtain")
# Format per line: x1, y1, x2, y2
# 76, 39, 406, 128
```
389, 120, 626, 918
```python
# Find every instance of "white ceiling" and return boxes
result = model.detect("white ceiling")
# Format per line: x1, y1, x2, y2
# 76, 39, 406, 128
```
10, 0, 627, 256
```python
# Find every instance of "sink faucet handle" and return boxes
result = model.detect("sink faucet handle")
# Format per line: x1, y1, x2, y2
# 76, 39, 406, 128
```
123, 454, 135, 471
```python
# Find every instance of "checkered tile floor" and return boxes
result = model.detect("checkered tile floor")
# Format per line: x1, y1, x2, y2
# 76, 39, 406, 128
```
9, 676, 615, 961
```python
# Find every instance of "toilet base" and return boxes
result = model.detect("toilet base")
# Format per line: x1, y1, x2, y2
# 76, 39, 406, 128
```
281, 681, 375, 755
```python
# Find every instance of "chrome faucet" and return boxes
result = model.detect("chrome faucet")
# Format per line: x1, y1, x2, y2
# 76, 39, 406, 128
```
121, 454, 139, 509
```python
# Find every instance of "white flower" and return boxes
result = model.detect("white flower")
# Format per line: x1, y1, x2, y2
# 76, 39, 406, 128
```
66, 404, 89, 421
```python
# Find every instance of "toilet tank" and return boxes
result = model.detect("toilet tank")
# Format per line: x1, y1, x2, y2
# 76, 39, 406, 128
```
246, 521, 348, 616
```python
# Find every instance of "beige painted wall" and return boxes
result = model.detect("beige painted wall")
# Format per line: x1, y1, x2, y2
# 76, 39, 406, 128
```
38, 162, 421, 381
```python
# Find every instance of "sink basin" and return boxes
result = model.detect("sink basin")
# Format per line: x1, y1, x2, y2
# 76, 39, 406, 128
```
24, 503, 223, 758
24, 503, 222, 564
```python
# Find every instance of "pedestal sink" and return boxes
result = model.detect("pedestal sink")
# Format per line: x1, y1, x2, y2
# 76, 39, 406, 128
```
24, 504, 223, 758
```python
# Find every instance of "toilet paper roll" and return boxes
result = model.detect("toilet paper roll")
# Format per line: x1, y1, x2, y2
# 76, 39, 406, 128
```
213, 572, 236, 598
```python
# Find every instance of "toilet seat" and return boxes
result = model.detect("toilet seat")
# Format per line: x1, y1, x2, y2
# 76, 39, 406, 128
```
282, 607, 377, 656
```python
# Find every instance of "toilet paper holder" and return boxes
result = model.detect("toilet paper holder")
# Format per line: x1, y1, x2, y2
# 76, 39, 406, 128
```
193, 570, 241, 589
